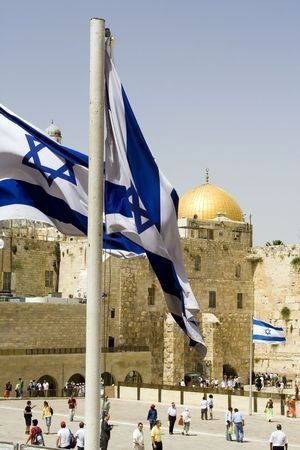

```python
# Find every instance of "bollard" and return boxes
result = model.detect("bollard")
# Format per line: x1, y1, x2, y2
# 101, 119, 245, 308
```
180, 388, 184, 405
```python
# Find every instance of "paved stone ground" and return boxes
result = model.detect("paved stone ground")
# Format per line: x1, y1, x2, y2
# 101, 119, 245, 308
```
0, 397, 299, 449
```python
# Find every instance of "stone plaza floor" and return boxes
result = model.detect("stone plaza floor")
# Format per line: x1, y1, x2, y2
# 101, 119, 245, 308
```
0, 397, 299, 449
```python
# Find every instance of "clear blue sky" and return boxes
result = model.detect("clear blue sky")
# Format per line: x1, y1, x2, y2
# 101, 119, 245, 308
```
1, 1, 300, 246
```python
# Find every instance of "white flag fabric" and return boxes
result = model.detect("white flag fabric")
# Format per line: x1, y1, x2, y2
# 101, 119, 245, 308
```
104, 50, 206, 356
253, 317, 286, 344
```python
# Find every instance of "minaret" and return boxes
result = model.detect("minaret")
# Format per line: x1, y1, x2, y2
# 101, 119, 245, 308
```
46, 121, 62, 143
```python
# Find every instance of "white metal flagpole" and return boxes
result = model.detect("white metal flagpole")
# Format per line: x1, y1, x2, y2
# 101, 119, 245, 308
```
85, 17, 105, 450
249, 315, 253, 415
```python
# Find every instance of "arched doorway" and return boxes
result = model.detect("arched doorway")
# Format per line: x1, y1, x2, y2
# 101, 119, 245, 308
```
36, 375, 58, 397
101, 372, 115, 386
223, 364, 238, 378
68, 373, 85, 384
124, 370, 143, 384
64, 373, 85, 397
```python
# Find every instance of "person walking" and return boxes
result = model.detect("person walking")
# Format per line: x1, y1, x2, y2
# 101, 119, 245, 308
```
208, 394, 214, 419
181, 407, 191, 436
42, 400, 52, 434
200, 396, 208, 420
147, 404, 157, 430
151, 419, 163, 450
68, 395, 77, 422
225, 406, 233, 441
26, 418, 44, 446
265, 399, 274, 422
100, 414, 113, 450
56, 421, 72, 449
167, 401, 177, 435
269, 424, 288, 450
24, 400, 36, 435
75, 421, 85, 450
232, 408, 245, 443
132, 422, 144, 449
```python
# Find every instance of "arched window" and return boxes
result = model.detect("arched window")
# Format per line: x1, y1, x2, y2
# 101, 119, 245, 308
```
101, 372, 115, 386
124, 370, 143, 384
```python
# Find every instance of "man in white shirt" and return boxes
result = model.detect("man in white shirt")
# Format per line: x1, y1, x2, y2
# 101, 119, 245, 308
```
232, 408, 244, 442
269, 424, 288, 450
56, 421, 72, 448
132, 422, 144, 449
200, 397, 208, 420
167, 402, 177, 434
42, 380, 49, 397
225, 407, 233, 441
75, 422, 85, 450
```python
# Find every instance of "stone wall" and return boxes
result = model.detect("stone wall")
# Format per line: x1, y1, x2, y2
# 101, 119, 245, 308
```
182, 232, 253, 383
252, 245, 300, 376
0, 228, 59, 297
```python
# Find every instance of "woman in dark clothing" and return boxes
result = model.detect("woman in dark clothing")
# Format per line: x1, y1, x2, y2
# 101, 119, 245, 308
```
147, 404, 158, 429
24, 400, 36, 434
100, 414, 113, 450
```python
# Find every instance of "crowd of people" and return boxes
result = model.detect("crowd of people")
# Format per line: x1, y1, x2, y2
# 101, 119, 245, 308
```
180, 375, 242, 390
13, 391, 292, 449
23, 395, 82, 448
3, 378, 86, 399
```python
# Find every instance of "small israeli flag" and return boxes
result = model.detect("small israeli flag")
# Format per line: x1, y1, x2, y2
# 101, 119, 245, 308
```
253, 317, 286, 344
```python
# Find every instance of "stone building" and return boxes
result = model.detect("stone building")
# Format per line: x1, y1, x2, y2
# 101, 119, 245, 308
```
1, 121, 299, 390
57, 175, 254, 385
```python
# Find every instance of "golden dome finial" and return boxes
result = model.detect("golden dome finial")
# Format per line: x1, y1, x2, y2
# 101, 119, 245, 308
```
205, 168, 209, 184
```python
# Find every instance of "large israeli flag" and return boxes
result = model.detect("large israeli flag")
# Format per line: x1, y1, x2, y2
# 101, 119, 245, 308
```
0, 104, 145, 256
253, 317, 286, 344
104, 51, 206, 356
0, 104, 89, 235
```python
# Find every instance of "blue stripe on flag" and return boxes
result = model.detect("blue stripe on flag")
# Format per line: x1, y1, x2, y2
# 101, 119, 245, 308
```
171, 313, 197, 347
105, 180, 133, 217
170, 188, 179, 217
0, 179, 87, 233
253, 318, 284, 332
146, 250, 184, 302
103, 228, 145, 255
121, 87, 161, 232
253, 335, 286, 342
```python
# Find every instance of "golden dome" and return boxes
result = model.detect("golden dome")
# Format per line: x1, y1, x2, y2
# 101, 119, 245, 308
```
179, 180, 243, 222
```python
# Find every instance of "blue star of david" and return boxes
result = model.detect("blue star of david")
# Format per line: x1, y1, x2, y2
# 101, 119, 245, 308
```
127, 183, 153, 234
265, 328, 271, 335
22, 134, 77, 187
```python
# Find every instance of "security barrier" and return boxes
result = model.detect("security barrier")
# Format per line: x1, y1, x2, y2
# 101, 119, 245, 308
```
20, 445, 57, 450
0, 443, 18, 450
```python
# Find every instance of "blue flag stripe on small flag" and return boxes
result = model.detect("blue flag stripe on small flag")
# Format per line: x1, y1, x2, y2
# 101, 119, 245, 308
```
252, 317, 286, 344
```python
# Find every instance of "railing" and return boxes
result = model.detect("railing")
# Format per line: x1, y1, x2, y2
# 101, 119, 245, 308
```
117, 382, 289, 415
101, 345, 149, 353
